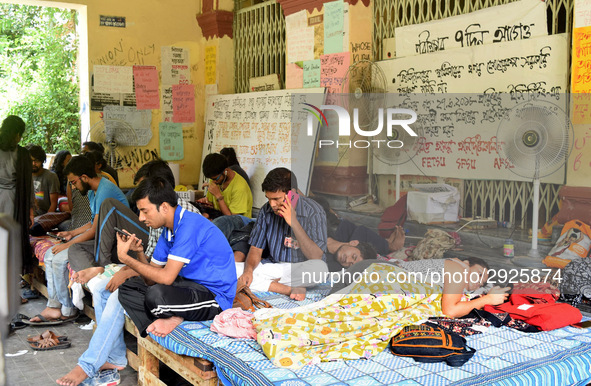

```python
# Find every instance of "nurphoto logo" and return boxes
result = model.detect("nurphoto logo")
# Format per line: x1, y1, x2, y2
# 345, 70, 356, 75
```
304, 103, 419, 149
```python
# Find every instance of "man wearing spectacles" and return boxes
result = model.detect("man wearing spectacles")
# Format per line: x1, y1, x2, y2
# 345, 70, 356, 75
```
198, 153, 253, 218
28, 156, 128, 324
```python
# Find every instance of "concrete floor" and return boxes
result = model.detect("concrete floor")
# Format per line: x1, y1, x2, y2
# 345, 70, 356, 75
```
4, 296, 137, 386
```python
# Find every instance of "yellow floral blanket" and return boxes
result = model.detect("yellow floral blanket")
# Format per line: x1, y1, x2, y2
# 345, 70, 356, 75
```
253, 263, 443, 369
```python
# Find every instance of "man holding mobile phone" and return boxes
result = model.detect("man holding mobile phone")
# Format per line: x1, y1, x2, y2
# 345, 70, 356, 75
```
237, 167, 328, 301
28, 156, 129, 325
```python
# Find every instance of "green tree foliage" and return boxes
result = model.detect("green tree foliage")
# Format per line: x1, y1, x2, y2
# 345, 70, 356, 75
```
0, 4, 80, 154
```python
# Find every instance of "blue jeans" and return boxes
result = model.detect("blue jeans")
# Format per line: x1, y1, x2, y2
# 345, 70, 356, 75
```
78, 277, 127, 378
43, 248, 75, 317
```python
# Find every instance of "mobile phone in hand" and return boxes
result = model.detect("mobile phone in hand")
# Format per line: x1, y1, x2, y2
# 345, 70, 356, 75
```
47, 232, 67, 242
114, 227, 132, 238
114, 227, 143, 245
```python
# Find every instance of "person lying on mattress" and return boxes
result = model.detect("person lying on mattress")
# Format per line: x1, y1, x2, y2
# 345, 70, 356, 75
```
330, 257, 510, 318
236, 167, 328, 301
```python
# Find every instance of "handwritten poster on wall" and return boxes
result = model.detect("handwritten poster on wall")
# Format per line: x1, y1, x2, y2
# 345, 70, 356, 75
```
161, 46, 191, 85
103, 105, 153, 146
572, 26, 591, 95
202, 88, 325, 208
133, 65, 159, 109
172, 84, 195, 123
320, 52, 350, 95
93, 65, 134, 94
395, 0, 547, 58
303, 59, 321, 88
286, 10, 314, 63
205, 46, 216, 85
570, 24, 591, 185
324, 0, 344, 55
376, 34, 568, 183
159, 122, 184, 161
286, 63, 304, 89
575, 0, 591, 28
161, 86, 173, 122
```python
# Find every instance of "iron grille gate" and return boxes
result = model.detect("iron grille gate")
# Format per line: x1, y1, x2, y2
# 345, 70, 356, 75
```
373, 0, 573, 227
233, 0, 573, 227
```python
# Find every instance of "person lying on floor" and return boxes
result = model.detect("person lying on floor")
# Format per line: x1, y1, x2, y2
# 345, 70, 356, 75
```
330, 257, 510, 318
56, 164, 201, 386
311, 196, 406, 257
237, 167, 328, 301
117, 176, 236, 338
29, 156, 128, 324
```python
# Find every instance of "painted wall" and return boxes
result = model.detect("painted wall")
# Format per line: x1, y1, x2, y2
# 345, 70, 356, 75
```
37, 0, 209, 188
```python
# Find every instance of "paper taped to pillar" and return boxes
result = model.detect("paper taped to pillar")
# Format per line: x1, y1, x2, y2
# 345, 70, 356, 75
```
169, 162, 180, 186
407, 184, 460, 224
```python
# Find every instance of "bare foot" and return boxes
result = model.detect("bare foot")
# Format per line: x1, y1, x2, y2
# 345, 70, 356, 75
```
387, 226, 406, 252
56, 365, 88, 386
73, 267, 105, 284
289, 287, 307, 301
30, 307, 62, 323
146, 316, 184, 337
99, 362, 125, 371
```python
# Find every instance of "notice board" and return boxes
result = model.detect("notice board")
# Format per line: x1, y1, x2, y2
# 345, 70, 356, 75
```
202, 88, 326, 208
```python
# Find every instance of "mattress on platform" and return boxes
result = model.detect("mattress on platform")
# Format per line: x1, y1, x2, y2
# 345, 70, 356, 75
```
150, 289, 591, 386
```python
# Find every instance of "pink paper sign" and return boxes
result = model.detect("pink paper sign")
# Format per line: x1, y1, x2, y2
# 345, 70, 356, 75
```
133, 66, 160, 109
172, 84, 195, 123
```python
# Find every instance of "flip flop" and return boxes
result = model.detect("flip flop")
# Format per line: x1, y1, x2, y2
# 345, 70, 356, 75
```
9, 321, 27, 331
29, 335, 71, 351
27, 330, 68, 343
23, 313, 79, 326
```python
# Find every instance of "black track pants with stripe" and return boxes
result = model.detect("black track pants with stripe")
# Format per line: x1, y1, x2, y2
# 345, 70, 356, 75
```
118, 276, 221, 337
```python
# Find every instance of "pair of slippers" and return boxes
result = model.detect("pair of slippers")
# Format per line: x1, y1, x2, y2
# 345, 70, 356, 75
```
27, 330, 71, 351
23, 313, 79, 326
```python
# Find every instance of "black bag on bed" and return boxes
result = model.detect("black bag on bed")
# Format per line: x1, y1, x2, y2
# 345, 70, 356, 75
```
390, 324, 475, 367
559, 257, 591, 313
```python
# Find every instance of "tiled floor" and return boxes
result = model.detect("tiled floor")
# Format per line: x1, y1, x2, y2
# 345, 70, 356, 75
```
4, 296, 137, 386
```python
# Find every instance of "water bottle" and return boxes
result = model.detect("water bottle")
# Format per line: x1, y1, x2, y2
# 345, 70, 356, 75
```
503, 239, 514, 258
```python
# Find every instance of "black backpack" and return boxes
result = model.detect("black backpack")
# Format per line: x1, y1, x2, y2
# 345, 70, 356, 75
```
390, 324, 475, 367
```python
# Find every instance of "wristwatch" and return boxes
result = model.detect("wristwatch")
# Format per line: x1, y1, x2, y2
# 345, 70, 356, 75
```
216, 196, 224, 201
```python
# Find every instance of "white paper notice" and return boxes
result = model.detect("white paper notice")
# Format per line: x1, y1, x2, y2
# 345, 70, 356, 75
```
286, 10, 314, 63
93, 65, 133, 94
575, 0, 591, 28
103, 106, 153, 146
161, 46, 191, 86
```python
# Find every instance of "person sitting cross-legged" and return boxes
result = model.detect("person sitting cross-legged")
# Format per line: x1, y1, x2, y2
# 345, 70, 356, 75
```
118, 176, 236, 338
237, 167, 328, 301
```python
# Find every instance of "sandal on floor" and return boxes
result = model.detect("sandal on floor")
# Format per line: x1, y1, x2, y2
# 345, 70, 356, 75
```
23, 313, 79, 326
80, 369, 121, 386
27, 330, 68, 343
29, 335, 71, 351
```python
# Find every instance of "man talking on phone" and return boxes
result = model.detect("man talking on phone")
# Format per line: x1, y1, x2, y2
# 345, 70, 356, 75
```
237, 167, 328, 300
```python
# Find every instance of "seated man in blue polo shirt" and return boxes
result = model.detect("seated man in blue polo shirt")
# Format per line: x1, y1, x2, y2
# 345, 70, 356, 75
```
117, 176, 236, 338
237, 167, 328, 300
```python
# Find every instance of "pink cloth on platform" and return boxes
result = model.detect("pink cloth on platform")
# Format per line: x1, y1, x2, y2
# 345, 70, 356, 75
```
211, 308, 257, 339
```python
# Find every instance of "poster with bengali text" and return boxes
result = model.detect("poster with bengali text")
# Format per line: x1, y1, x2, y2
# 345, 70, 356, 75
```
395, 0, 547, 58
202, 88, 325, 208
376, 34, 568, 184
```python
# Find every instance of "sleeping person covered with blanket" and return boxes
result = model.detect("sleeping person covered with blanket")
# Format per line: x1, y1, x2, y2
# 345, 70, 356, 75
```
253, 257, 509, 369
